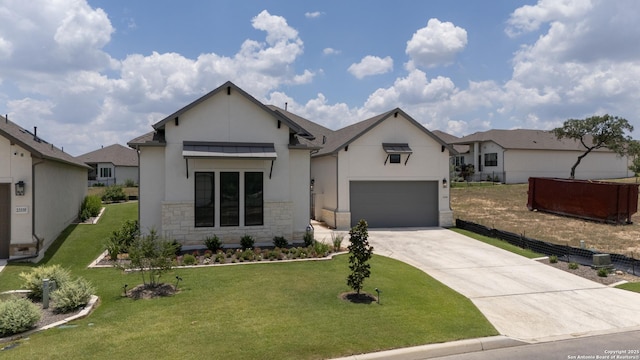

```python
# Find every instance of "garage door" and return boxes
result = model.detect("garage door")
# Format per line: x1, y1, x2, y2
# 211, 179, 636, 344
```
349, 181, 439, 228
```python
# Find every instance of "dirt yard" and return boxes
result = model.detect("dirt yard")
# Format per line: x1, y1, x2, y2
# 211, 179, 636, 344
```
450, 179, 640, 257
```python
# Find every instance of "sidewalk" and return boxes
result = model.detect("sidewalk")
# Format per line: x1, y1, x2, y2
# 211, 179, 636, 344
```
0, 259, 6, 273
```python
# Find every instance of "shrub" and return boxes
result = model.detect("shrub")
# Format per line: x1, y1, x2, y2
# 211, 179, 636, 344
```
331, 232, 344, 252
215, 252, 226, 264
568, 262, 579, 270
79, 195, 102, 221
204, 235, 222, 252
126, 229, 179, 287
549, 255, 558, 264
20, 265, 72, 301
273, 236, 288, 248
101, 185, 127, 202
313, 240, 330, 257
106, 220, 139, 257
0, 298, 41, 336
171, 240, 182, 256
182, 254, 197, 266
51, 277, 95, 313
124, 179, 136, 187
303, 231, 314, 247
597, 268, 609, 277
240, 249, 255, 261
240, 235, 255, 250
347, 219, 374, 295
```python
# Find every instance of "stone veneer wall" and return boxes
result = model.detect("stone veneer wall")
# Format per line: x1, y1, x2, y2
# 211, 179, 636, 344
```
161, 201, 295, 246
439, 210, 454, 228
319, 208, 352, 230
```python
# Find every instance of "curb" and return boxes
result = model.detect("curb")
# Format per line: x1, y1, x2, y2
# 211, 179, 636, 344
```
329, 335, 526, 360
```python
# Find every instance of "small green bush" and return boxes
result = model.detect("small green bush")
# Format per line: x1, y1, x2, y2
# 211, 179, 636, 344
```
303, 231, 314, 247
313, 240, 330, 257
204, 235, 222, 252
273, 236, 288, 248
0, 298, 41, 336
182, 254, 197, 266
124, 179, 136, 187
215, 252, 226, 264
79, 195, 102, 221
101, 185, 127, 202
331, 232, 344, 252
549, 255, 558, 264
568, 262, 579, 270
51, 277, 95, 313
20, 265, 72, 301
240, 235, 255, 250
597, 268, 609, 277
106, 220, 139, 257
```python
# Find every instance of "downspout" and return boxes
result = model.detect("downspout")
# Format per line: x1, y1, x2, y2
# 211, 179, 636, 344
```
334, 152, 339, 229
136, 147, 140, 227
8, 159, 44, 262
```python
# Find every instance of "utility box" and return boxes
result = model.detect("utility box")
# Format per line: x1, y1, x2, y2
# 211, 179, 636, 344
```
527, 177, 639, 224
593, 254, 612, 269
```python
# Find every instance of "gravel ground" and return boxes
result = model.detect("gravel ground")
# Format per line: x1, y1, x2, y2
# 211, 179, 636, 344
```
537, 257, 639, 285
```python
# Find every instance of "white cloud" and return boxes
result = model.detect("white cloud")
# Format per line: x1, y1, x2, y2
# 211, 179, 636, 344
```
506, 0, 592, 37
323, 48, 340, 55
405, 18, 467, 69
252, 10, 299, 46
347, 55, 393, 79
305, 11, 323, 19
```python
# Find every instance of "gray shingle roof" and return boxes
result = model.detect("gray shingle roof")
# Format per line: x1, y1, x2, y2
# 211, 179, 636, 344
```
77, 144, 138, 167
431, 130, 470, 154
451, 129, 609, 152
0, 115, 89, 169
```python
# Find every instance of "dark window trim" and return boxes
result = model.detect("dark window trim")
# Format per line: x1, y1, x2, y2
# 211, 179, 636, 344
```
484, 153, 498, 167
389, 154, 401, 164
220, 172, 240, 227
194, 172, 215, 227
244, 172, 264, 226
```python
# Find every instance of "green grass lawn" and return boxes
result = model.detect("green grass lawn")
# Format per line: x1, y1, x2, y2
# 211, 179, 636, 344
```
451, 228, 543, 259
0, 203, 497, 359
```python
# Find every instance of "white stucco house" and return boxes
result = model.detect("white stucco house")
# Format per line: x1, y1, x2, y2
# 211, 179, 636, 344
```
128, 82, 318, 245
445, 129, 632, 184
129, 81, 456, 244
0, 115, 88, 260
77, 143, 139, 186
278, 107, 455, 229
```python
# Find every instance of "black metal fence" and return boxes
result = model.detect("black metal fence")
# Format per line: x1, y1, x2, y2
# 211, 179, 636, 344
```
456, 219, 640, 276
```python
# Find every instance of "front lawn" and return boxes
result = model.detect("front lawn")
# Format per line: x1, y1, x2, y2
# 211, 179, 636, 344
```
0, 202, 497, 359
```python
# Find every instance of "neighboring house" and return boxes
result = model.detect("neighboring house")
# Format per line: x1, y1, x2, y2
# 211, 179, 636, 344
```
280, 108, 455, 229
77, 143, 139, 186
0, 115, 88, 260
447, 129, 632, 184
433, 130, 470, 178
128, 81, 317, 246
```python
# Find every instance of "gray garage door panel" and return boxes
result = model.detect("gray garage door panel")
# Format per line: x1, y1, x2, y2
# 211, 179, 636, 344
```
349, 181, 438, 228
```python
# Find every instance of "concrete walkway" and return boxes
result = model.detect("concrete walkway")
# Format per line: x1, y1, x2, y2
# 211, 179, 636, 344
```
367, 228, 640, 343
0, 259, 6, 274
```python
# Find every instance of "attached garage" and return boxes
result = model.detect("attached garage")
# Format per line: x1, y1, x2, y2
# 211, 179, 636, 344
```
349, 181, 439, 228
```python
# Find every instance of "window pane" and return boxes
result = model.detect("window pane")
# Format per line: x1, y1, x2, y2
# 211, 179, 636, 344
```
245, 172, 263, 226
220, 172, 239, 226
389, 154, 401, 164
484, 153, 498, 167
195, 172, 214, 227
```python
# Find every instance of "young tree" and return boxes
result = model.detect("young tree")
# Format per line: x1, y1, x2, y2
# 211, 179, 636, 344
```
347, 219, 374, 295
552, 115, 634, 179
126, 229, 179, 288
628, 141, 640, 182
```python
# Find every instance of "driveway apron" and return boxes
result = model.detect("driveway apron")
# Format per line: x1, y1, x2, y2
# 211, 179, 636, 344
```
367, 228, 640, 342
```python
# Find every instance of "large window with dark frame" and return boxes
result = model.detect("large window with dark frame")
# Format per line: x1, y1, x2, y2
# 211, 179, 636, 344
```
484, 153, 498, 167
244, 172, 264, 226
194, 172, 214, 227
220, 172, 240, 227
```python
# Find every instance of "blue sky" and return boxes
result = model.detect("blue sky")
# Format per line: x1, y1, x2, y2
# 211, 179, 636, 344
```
1, 0, 639, 155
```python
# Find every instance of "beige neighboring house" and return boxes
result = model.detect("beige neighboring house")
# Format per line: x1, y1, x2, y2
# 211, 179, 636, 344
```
445, 129, 632, 184
0, 115, 88, 260
128, 81, 317, 246
272, 107, 456, 230
77, 144, 139, 186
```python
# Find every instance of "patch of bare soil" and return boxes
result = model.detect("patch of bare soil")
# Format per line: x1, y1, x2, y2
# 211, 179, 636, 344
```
339, 292, 378, 304
125, 283, 178, 300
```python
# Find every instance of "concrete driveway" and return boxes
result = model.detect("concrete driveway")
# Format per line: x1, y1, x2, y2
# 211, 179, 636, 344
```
366, 228, 640, 343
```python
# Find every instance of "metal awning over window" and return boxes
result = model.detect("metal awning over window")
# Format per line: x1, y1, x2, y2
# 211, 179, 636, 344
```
182, 141, 277, 178
183, 141, 277, 159
382, 143, 412, 165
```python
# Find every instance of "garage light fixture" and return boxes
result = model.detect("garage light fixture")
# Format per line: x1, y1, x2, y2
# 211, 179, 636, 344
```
15, 180, 25, 196
442, 178, 448, 188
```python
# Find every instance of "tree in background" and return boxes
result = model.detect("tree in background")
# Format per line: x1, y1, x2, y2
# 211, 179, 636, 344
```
347, 219, 374, 295
628, 140, 640, 183
552, 115, 634, 179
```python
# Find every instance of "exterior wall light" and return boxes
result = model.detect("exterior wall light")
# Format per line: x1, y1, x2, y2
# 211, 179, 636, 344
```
442, 178, 448, 188
15, 180, 25, 196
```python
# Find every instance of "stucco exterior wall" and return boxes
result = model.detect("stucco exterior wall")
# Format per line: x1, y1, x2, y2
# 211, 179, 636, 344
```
503, 149, 631, 183
115, 166, 138, 185
139, 146, 165, 234
33, 160, 87, 256
310, 155, 337, 226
